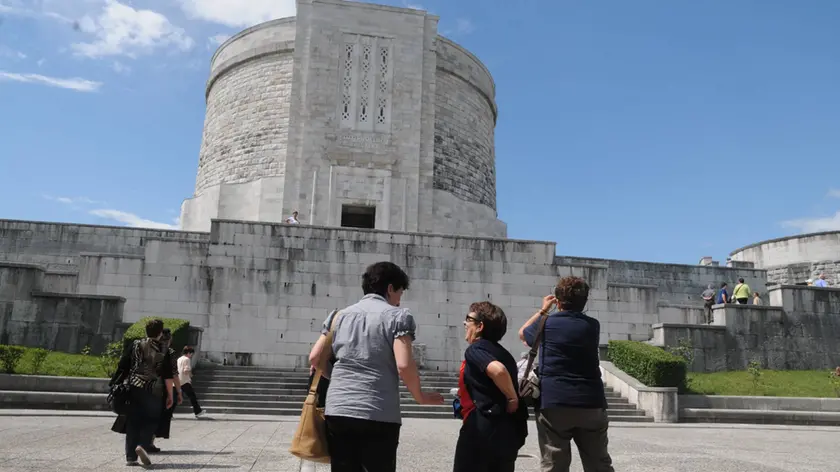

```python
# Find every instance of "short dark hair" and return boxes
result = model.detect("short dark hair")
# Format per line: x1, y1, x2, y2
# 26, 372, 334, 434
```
183, 346, 195, 355
161, 328, 172, 342
738, 278, 745, 283
469, 301, 507, 342
720, 282, 728, 288
145, 319, 164, 338
362, 262, 410, 297
554, 276, 590, 312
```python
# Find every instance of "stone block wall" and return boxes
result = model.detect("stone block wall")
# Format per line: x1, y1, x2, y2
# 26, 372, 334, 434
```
0, 262, 124, 354
651, 323, 728, 372
195, 221, 558, 371
655, 286, 840, 372
0, 220, 206, 272
11, 218, 825, 372
555, 255, 768, 342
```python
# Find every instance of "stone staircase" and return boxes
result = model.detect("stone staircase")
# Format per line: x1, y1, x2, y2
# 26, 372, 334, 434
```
180, 365, 653, 422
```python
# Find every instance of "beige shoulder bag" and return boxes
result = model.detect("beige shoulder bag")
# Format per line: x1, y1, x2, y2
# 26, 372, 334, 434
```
289, 311, 341, 463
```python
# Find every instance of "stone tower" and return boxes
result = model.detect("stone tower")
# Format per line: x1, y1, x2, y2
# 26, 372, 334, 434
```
180, 0, 506, 238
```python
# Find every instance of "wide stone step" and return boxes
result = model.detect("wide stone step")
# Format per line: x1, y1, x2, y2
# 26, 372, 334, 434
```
192, 382, 463, 393
199, 368, 459, 379
193, 384, 626, 402
175, 405, 653, 422
194, 377, 459, 386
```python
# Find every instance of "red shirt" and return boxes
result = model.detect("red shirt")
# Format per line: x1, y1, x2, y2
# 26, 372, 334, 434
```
458, 360, 476, 422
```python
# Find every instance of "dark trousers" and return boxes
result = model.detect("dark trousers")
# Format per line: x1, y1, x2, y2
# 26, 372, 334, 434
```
155, 387, 177, 439
453, 412, 517, 472
181, 383, 202, 415
736, 298, 749, 305
125, 387, 163, 461
325, 415, 401, 472
535, 407, 614, 472
703, 300, 714, 324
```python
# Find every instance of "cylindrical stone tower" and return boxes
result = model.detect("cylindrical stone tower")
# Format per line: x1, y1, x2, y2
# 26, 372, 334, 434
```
180, 0, 506, 238
730, 231, 840, 286
180, 18, 297, 231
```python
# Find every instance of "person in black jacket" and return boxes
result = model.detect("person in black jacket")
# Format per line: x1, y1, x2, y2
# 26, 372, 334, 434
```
453, 301, 527, 472
110, 319, 175, 467
150, 329, 182, 452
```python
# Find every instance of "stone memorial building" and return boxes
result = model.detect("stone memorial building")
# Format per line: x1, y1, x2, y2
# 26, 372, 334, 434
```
180, 0, 505, 239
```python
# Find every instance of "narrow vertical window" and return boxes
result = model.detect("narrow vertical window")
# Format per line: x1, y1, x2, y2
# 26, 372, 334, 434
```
358, 45, 372, 124
340, 43, 356, 126
376, 46, 389, 125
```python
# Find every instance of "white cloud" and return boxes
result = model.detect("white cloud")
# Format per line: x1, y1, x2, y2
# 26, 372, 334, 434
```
207, 34, 230, 47
72, 0, 193, 59
781, 212, 840, 233
90, 209, 179, 230
112, 61, 130, 74
36, 58, 45, 67
827, 189, 840, 198
0, 45, 27, 60
43, 195, 105, 205
455, 18, 475, 35
178, 0, 295, 28
0, 1, 72, 23
402, 1, 424, 10
0, 71, 102, 92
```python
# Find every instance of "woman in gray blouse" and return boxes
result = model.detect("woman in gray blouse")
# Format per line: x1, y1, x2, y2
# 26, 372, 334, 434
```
308, 261, 444, 472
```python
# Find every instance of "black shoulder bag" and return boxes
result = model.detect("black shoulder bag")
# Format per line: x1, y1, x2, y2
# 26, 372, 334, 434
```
518, 314, 548, 400
107, 341, 136, 415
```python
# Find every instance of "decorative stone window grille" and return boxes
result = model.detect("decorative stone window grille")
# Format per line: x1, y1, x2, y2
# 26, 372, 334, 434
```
358, 44, 372, 124
338, 34, 392, 133
376, 46, 389, 126
340, 43, 356, 127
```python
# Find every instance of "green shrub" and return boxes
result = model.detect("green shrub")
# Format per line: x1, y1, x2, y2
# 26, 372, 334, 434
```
0, 345, 26, 374
99, 341, 123, 378
608, 340, 687, 388
29, 348, 50, 374
122, 317, 190, 355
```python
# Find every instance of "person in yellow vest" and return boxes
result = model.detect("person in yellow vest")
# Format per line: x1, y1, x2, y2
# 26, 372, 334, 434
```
733, 278, 751, 305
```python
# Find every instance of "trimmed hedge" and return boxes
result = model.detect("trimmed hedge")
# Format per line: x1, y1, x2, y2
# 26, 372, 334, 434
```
607, 340, 687, 389
122, 317, 190, 356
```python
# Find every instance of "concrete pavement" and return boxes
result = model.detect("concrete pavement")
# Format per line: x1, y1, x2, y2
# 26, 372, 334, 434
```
0, 411, 837, 471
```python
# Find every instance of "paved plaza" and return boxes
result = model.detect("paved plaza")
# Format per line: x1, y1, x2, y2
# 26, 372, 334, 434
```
0, 412, 838, 471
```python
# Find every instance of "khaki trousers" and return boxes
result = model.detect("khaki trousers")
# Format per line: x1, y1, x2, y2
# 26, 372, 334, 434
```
535, 407, 614, 472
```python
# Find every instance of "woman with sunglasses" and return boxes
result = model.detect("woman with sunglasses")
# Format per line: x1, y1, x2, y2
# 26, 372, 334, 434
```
452, 302, 528, 472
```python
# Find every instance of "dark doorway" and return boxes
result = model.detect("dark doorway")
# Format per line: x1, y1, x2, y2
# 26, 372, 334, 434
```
341, 205, 376, 229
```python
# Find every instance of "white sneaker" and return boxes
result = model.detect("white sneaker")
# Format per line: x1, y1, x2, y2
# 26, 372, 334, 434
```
195, 410, 205, 418
135, 446, 151, 467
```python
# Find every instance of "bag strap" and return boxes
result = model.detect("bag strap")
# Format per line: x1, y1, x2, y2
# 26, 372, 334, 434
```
521, 313, 548, 383
309, 310, 341, 397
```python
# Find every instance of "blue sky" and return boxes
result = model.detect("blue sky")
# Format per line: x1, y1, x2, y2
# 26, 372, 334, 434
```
1, 0, 838, 264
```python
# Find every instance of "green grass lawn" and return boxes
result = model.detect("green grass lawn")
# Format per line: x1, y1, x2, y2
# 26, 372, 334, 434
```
687, 370, 840, 398
10, 349, 113, 378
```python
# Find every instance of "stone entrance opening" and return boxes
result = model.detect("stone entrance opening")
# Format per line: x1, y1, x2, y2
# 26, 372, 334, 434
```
341, 205, 376, 229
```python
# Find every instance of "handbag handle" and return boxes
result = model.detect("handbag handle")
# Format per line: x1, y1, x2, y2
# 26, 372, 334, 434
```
309, 310, 341, 398
521, 313, 548, 385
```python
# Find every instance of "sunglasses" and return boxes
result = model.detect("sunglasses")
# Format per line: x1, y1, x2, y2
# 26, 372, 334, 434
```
465, 314, 481, 324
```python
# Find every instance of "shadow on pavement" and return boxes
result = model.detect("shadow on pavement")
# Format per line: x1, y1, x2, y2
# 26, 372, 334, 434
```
158, 450, 234, 456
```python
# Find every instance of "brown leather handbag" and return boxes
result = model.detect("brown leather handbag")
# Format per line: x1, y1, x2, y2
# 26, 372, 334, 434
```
289, 311, 341, 463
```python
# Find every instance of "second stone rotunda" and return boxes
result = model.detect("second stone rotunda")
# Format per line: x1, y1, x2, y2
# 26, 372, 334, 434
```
180, 0, 506, 238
